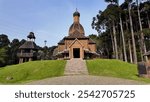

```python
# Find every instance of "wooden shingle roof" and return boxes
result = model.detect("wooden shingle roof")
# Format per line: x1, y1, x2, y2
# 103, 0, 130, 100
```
58, 39, 65, 44
19, 41, 37, 49
69, 23, 85, 35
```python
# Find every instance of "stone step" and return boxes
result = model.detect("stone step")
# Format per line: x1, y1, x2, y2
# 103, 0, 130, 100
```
65, 72, 88, 76
64, 59, 88, 75
64, 71, 88, 73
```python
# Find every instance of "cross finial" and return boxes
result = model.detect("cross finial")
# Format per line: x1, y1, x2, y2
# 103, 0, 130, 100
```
76, 8, 78, 12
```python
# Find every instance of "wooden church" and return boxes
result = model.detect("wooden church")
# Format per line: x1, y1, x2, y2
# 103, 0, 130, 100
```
56, 10, 99, 59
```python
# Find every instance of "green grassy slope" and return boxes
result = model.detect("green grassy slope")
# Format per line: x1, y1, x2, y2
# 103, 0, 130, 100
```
0, 60, 66, 84
86, 59, 150, 83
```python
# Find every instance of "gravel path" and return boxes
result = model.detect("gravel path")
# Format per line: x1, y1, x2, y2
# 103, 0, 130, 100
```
26, 75, 144, 85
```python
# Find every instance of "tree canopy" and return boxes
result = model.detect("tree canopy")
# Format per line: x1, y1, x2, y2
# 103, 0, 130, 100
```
92, 0, 150, 63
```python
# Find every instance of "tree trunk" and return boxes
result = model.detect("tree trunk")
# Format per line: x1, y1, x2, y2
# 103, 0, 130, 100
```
119, 48, 123, 60
119, 15, 127, 62
128, 39, 133, 63
112, 20, 118, 59
110, 29, 115, 58
146, 0, 150, 29
109, 22, 115, 58
117, 2, 127, 62
136, 0, 148, 62
139, 42, 144, 61
147, 12, 150, 29
128, 3, 137, 64
125, 14, 132, 63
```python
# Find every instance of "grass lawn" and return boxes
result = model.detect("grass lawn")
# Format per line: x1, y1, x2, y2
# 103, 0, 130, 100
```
86, 59, 150, 83
0, 60, 66, 84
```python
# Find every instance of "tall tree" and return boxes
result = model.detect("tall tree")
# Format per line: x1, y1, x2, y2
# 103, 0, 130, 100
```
92, 3, 120, 59
105, 0, 128, 62
105, 0, 119, 60
120, 1, 134, 63
105, 0, 128, 60
144, 1, 150, 29
136, 0, 148, 61
92, 0, 150, 63
126, 0, 137, 64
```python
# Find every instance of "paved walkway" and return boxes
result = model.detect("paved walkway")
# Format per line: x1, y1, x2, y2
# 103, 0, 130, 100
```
26, 75, 144, 85
64, 58, 88, 75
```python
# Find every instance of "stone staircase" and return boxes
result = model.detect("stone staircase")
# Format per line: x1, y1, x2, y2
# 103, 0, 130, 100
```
64, 58, 88, 75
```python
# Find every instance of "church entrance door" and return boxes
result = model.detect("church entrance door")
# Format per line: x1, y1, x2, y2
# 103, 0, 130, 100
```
73, 48, 80, 58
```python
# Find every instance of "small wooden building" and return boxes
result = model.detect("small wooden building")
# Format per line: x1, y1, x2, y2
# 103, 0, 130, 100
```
17, 32, 38, 63
56, 10, 99, 59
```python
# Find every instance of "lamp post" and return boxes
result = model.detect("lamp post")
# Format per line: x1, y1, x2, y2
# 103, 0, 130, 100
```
44, 40, 47, 47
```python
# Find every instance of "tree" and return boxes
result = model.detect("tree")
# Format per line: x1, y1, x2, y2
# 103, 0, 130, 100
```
0, 34, 10, 67
142, 0, 150, 29
136, 0, 148, 62
120, 1, 134, 63
89, 34, 102, 54
92, 0, 150, 63
104, 1, 119, 59
125, 0, 137, 64
0, 47, 8, 67
0, 34, 10, 47
92, 4, 120, 59
9, 39, 20, 64
105, 0, 127, 62
89, 33, 115, 58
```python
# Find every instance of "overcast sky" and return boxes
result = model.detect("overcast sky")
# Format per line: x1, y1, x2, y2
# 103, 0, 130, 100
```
0, 0, 124, 47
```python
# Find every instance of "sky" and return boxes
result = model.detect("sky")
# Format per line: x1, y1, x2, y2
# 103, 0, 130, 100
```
0, 0, 124, 47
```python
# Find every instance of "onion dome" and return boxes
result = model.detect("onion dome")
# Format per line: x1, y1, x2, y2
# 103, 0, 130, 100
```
27, 32, 36, 39
73, 11, 80, 17
69, 10, 85, 35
